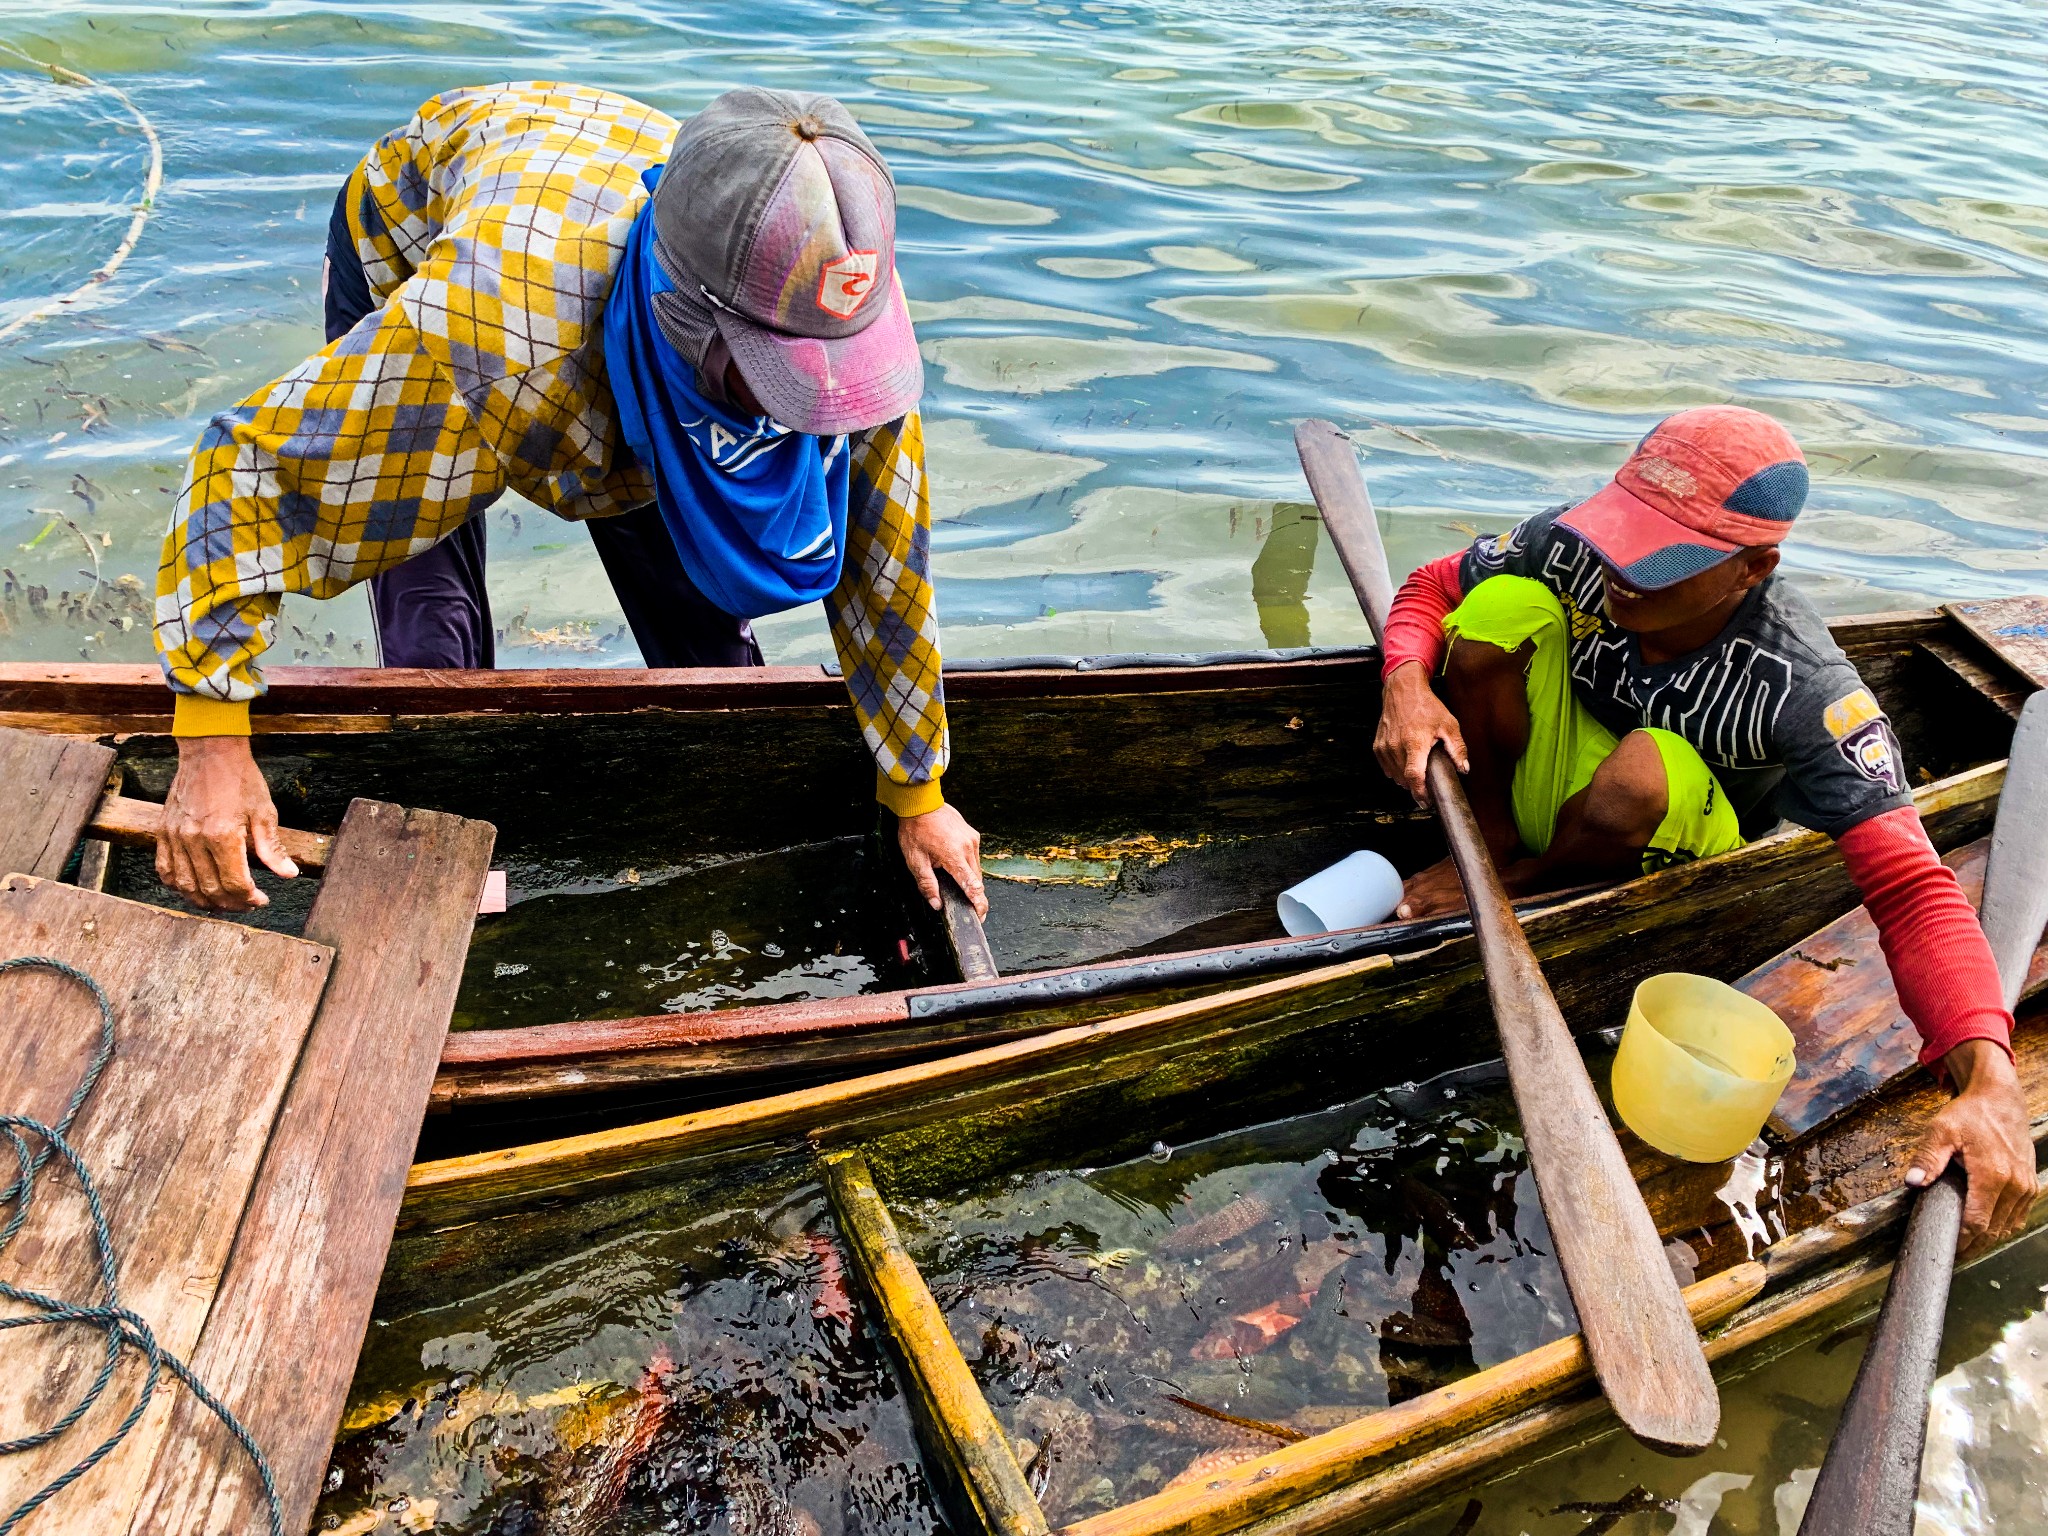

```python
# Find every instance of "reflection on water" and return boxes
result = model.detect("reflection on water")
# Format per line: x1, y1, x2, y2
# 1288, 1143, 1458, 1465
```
898, 1058, 1570, 1522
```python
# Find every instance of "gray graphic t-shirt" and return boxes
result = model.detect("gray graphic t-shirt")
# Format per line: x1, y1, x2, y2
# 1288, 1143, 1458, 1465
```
1458, 507, 1912, 838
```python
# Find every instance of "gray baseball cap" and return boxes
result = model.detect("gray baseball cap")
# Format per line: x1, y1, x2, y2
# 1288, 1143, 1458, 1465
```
652, 88, 923, 435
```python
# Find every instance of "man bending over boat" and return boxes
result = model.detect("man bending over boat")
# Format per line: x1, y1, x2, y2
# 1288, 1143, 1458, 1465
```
151, 83, 983, 917
1374, 405, 2033, 1254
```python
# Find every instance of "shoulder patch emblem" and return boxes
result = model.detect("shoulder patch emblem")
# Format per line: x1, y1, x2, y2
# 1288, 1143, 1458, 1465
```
1837, 717, 1905, 793
1822, 686, 1883, 741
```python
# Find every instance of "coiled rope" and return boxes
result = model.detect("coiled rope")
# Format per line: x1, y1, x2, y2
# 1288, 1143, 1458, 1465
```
0, 955, 281, 1536
0, 45, 164, 343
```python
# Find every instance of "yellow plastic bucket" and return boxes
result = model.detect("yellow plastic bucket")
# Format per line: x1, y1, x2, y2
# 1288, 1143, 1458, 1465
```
1610, 973, 1796, 1163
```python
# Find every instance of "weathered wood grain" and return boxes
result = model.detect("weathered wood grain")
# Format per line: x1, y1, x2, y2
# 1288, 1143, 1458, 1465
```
826, 1151, 1049, 1536
1763, 839, 2048, 1141
84, 792, 333, 873
1947, 595, 2048, 690
1298, 416, 1717, 1452
70, 767, 123, 895
125, 800, 494, 1536
0, 726, 114, 880
0, 877, 332, 1535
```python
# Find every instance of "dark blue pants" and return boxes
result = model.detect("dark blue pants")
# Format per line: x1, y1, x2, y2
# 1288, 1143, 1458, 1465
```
323, 187, 761, 670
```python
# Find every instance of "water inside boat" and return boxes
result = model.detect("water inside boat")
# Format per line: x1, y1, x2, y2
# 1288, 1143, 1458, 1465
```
321, 1156, 944, 1536
893, 1053, 1610, 1523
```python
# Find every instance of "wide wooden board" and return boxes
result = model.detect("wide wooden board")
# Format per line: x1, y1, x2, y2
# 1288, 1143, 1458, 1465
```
1760, 839, 2048, 1140
0, 877, 333, 1534
1947, 596, 2048, 691
127, 800, 495, 1536
0, 726, 114, 880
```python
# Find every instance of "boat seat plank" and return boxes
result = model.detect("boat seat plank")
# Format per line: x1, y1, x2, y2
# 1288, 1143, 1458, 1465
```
0, 877, 333, 1534
125, 800, 494, 1536
1947, 596, 2048, 691
1760, 838, 2048, 1142
0, 725, 115, 880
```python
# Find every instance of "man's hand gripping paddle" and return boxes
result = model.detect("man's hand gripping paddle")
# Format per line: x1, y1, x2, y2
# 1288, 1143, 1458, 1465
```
1797, 690, 2048, 1536
1294, 419, 1720, 1452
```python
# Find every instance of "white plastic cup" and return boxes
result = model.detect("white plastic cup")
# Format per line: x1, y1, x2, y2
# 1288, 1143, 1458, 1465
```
1276, 851, 1404, 937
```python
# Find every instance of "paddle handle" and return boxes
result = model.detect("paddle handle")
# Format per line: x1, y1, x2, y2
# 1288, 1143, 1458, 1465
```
1294, 418, 1719, 1452
1796, 1168, 1964, 1536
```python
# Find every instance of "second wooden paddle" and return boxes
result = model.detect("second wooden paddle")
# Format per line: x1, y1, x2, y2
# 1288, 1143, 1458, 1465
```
1294, 418, 1719, 1452
1798, 689, 2048, 1536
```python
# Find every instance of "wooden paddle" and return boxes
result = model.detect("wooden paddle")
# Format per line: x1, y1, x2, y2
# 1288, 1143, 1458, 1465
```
1797, 689, 2048, 1536
1294, 419, 1719, 1452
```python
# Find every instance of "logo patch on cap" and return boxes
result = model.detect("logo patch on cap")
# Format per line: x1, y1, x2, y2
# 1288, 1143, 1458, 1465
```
817, 250, 880, 320
1634, 456, 1698, 498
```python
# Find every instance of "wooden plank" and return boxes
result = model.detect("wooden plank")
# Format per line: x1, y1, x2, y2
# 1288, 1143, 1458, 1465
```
0, 877, 333, 1535
1763, 838, 2048, 1140
824, 1151, 1049, 1536
0, 656, 1379, 722
1947, 595, 2048, 690
83, 792, 333, 873
403, 952, 1397, 1229
71, 766, 124, 894
0, 725, 114, 879
125, 799, 495, 1536
1917, 636, 2030, 720
941, 871, 1000, 983
1061, 1264, 1763, 1536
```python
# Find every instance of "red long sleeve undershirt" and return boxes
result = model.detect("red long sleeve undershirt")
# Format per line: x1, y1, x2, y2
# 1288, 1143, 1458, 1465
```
1379, 557, 2014, 1069
1837, 807, 2013, 1069
1380, 552, 1466, 679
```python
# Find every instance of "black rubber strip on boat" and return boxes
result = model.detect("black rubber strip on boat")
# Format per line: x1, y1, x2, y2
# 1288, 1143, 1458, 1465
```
822, 644, 1380, 677
904, 911, 1480, 1024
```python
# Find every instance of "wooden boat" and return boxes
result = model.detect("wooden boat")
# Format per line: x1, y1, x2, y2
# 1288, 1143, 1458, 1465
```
3, 596, 2041, 1158
357, 805, 2048, 1536
4, 602, 2048, 1155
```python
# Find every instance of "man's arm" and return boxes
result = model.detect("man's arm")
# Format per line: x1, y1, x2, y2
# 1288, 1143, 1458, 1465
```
154, 307, 503, 909
1840, 806, 2035, 1255
830, 413, 985, 916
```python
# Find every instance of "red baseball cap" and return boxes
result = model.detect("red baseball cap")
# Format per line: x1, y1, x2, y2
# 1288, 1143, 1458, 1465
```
1558, 406, 1809, 590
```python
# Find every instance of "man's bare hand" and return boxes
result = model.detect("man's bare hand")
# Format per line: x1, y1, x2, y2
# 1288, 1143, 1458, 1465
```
1376, 661, 1469, 808
156, 735, 298, 912
1905, 1038, 2037, 1258
898, 803, 986, 918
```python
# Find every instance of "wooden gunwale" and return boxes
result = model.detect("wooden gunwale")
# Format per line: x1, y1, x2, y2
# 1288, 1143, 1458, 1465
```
825, 1151, 1050, 1536
0, 607, 1985, 733
400, 755, 2004, 1202
425, 756, 2005, 1113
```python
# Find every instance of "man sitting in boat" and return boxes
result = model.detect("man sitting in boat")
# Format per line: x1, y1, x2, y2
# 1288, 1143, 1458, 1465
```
150, 83, 984, 919
1374, 405, 2033, 1252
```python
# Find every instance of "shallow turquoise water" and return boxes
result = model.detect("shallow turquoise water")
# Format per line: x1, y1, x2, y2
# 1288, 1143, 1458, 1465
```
4, 1, 2046, 1528
3, 0, 2046, 673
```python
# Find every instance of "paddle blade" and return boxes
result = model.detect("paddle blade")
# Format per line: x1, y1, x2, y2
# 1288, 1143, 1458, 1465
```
1982, 692, 2048, 1009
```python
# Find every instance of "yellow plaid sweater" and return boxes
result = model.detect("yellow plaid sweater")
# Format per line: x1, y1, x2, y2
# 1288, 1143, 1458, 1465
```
155, 82, 950, 814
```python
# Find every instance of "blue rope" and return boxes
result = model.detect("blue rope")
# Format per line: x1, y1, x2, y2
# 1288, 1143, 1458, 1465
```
0, 955, 283, 1536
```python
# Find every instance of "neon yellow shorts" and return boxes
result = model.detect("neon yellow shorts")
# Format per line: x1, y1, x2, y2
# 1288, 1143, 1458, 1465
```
1442, 575, 1743, 873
